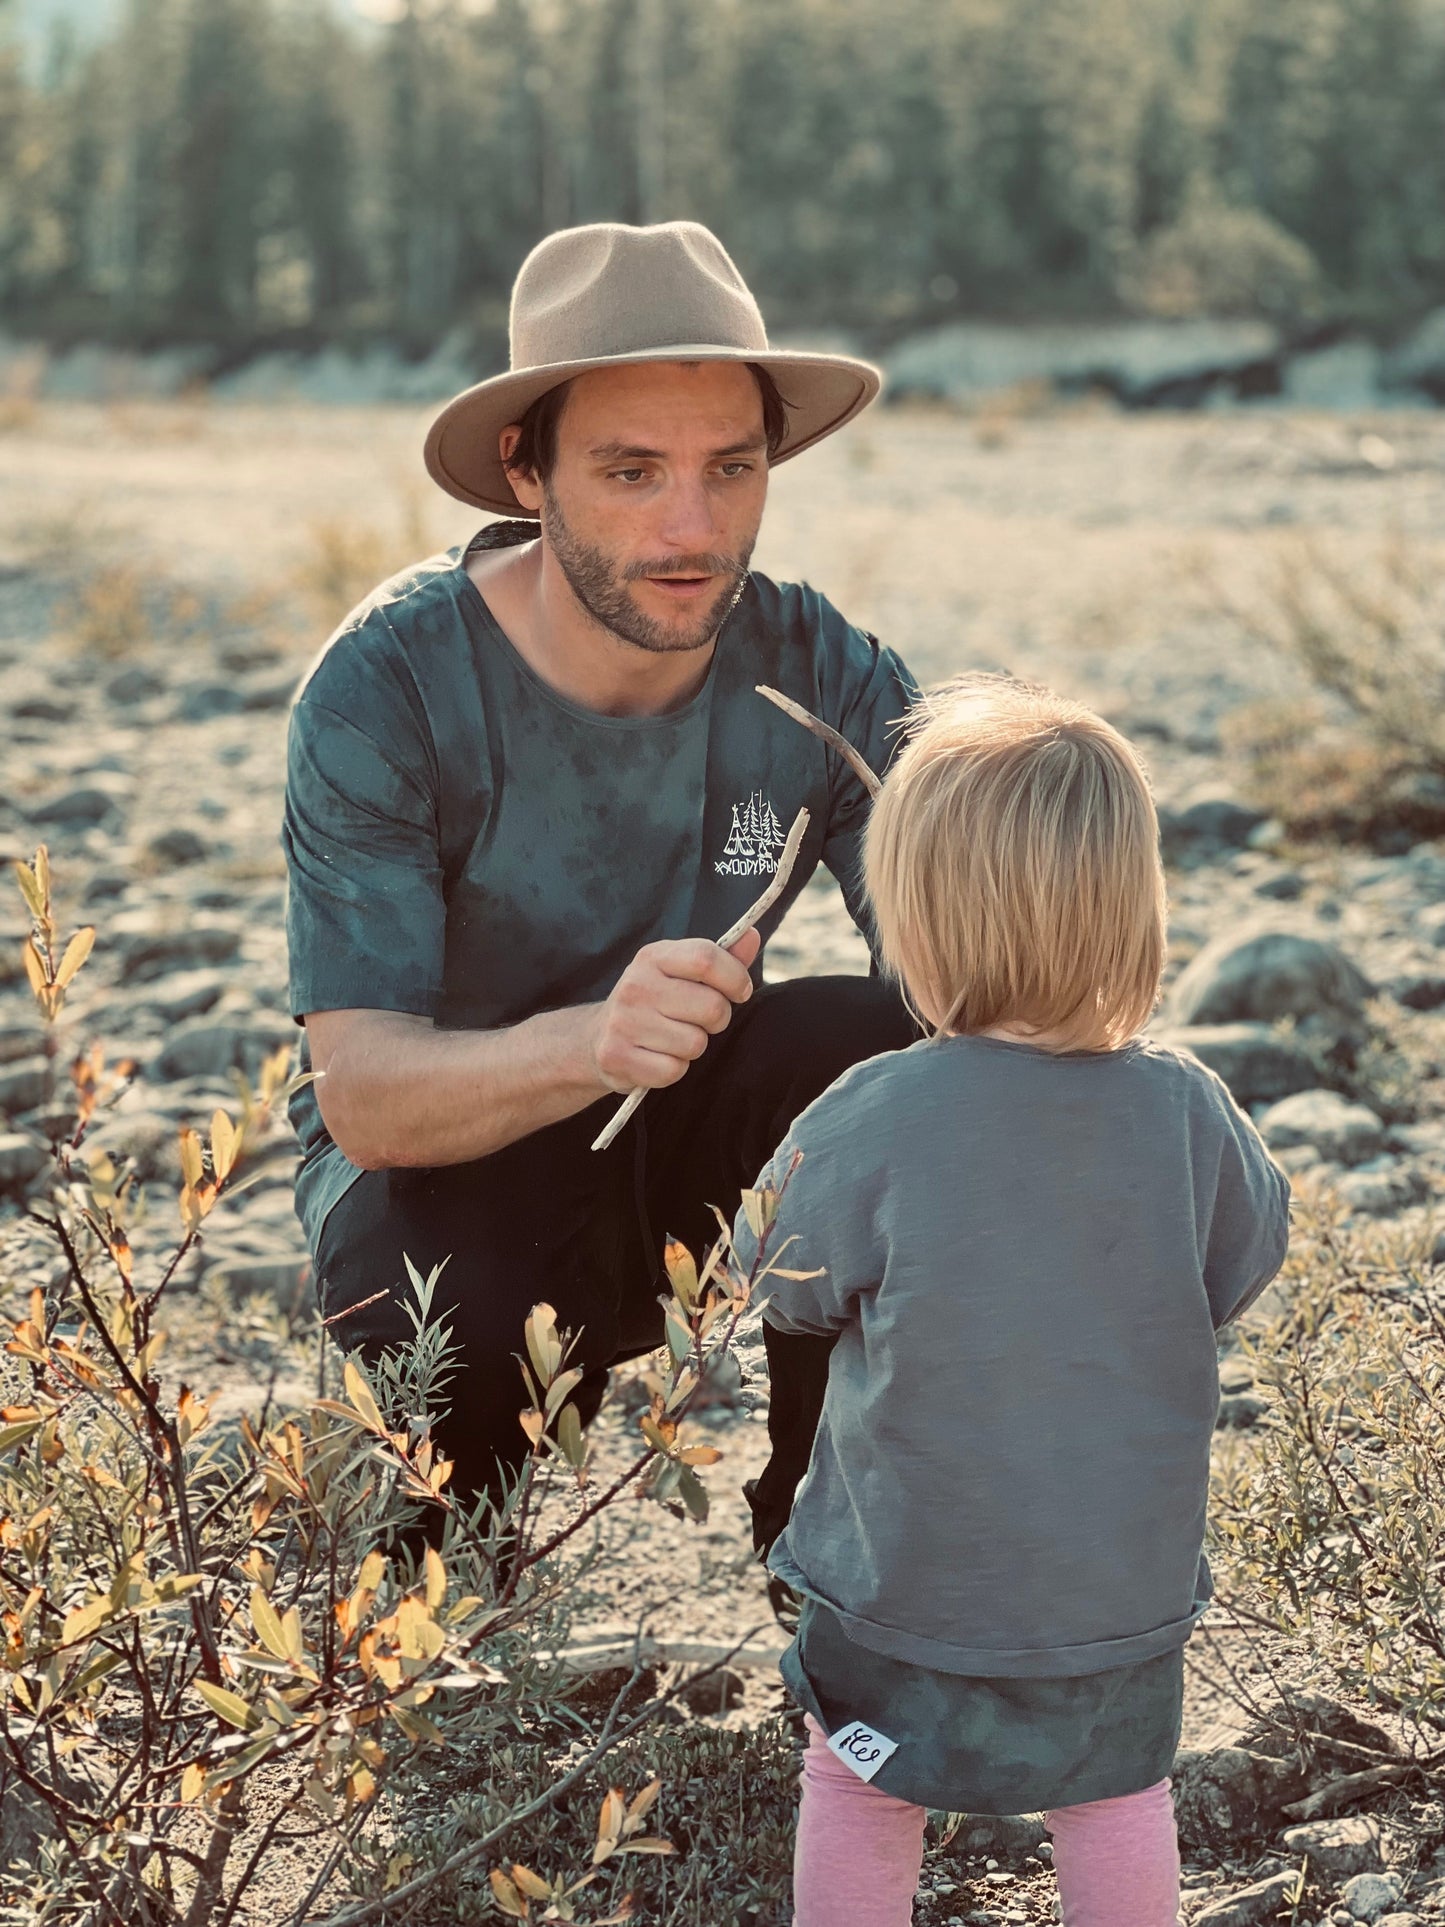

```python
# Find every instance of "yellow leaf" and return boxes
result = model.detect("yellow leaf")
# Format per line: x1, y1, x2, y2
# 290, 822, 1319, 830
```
178, 1128, 204, 1191
210, 1110, 238, 1183
615, 1838, 675, 1857
33, 845, 49, 905
23, 938, 46, 999
625, 1779, 662, 1828
62, 1592, 113, 1644
343, 1359, 386, 1435
13, 861, 43, 921
519, 1408, 545, 1447
557, 1403, 586, 1471
394, 1595, 445, 1663
54, 926, 94, 990
358, 1549, 386, 1592
664, 1240, 698, 1307
488, 1870, 528, 1919
424, 1546, 445, 1612
593, 1787, 626, 1863
511, 1865, 552, 1901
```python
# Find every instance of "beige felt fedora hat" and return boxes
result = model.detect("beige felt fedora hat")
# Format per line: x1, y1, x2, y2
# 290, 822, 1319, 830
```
424, 221, 881, 515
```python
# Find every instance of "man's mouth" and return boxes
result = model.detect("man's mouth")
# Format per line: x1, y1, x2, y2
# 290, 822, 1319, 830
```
643, 574, 715, 600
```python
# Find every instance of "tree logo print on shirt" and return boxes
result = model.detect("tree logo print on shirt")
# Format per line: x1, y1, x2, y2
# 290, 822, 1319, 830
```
715, 791, 787, 878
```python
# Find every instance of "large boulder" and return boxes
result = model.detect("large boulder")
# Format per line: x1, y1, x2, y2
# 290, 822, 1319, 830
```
1153, 1022, 1319, 1106
112, 912, 241, 982
1158, 795, 1268, 866
1280, 1814, 1384, 1883
1259, 1090, 1385, 1166
1170, 1745, 1308, 1852
1193, 1872, 1305, 1927
150, 1020, 293, 1083
1170, 930, 1372, 1028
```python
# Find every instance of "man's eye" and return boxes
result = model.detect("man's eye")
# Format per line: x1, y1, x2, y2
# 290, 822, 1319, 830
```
719, 462, 754, 478
610, 468, 647, 484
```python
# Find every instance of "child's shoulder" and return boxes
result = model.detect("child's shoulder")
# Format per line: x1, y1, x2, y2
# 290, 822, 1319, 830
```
1129, 1032, 1255, 1121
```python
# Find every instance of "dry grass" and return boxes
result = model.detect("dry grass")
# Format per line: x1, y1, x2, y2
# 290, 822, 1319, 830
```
292, 481, 441, 628
1213, 534, 1445, 846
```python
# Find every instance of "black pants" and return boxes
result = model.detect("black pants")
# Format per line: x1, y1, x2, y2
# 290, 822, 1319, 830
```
313, 975, 917, 1523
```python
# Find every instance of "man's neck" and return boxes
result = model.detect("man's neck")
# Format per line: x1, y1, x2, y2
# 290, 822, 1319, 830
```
465, 539, 717, 719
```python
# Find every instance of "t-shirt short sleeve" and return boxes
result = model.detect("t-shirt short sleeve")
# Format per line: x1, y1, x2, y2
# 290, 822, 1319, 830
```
283, 690, 446, 1022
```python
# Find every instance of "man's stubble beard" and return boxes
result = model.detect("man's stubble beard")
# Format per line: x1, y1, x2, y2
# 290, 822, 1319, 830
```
541, 487, 755, 656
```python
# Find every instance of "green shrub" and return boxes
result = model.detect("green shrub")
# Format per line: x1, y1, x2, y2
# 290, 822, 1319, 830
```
0, 846, 798, 1926
1212, 1186, 1445, 1761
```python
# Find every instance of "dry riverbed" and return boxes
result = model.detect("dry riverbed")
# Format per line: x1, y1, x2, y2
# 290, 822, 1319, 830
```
3, 398, 1445, 1923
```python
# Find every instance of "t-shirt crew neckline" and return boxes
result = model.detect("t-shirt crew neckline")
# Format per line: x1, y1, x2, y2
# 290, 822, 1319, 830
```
450, 538, 728, 732
935, 1032, 1148, 1065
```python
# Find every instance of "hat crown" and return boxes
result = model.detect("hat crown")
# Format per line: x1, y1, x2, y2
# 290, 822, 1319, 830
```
509, 221, 770, 371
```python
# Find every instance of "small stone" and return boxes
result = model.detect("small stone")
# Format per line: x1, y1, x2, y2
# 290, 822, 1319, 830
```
1216, 1392, 1269, 1429
1333, 1164, 1423, 1217
28, 784, 127, 828
1281, 1815, 1383, 1883
143, 969, 228, 1023
209, 1256, 311, 1301
1161, 795, 1268, 864
105, 664, 165, 705
144, 825, 208, 867
1194, 1871, 1302, 1927
1375, 1916, 1426, 1926
1392, 973, 1445, 1012
1259, 1090, 1385, 1167
1340, 1872, 1404, 1922
150, 1020, 293, 1083
0, 1022, 46, 1066
0, 1057, 49, 1116
114, 916, 240, 982
1170, 930, 1373, 1028
84, 867, 132, 902
1418, 903, 1445, 947
12, 694, 76, 723
0, 1133, 46, 1192
173, 681, 245, 722
241, 668, 300, 711
1255, 870, 1306, 900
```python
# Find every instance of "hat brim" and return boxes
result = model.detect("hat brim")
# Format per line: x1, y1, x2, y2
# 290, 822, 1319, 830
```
422, 345, 882, 515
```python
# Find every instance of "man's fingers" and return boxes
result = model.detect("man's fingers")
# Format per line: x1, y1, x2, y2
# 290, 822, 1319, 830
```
726, 927, 763, 971
643, 936, 756, 1004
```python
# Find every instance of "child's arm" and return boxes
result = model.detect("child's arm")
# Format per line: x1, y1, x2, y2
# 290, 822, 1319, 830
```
1201, 1088, 1292, 1331
730, 1102, 883, 1554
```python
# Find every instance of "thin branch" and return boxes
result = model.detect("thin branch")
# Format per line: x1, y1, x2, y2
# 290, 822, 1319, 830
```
755, 684, 882, 798
592, 805, 810, 1151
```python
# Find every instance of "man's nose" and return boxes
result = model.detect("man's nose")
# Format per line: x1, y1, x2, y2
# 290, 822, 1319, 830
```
654, 473, 720, 552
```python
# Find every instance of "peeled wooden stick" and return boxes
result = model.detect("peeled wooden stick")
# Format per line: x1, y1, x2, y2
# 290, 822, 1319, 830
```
591, 805, 811, 1152
756, 684, 882, 799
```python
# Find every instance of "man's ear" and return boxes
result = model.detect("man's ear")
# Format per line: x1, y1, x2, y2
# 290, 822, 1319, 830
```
499, 424, 543, 514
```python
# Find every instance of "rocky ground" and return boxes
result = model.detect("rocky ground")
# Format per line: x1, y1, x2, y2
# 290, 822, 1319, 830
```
2, 398, 1445, 1923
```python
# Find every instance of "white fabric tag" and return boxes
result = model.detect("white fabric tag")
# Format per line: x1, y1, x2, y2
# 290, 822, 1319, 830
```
826, 1720, 900, 1783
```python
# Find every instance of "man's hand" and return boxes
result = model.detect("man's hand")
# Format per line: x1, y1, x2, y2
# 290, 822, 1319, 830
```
589, 929, 761, 1094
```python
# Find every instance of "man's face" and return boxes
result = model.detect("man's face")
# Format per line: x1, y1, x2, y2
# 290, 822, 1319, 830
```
509, 361, 770, 656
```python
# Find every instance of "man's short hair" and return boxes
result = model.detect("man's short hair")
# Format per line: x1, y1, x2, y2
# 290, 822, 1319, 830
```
863, 675, 1167, 1050
504, 362, 791, 487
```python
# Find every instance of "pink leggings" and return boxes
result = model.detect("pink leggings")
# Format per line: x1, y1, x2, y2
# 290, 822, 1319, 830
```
794, 1716, 1180, 1927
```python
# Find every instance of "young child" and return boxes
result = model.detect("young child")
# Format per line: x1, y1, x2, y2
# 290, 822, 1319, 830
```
732, 675, 1291, 1927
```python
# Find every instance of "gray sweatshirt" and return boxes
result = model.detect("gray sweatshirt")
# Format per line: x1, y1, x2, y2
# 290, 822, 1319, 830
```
732, 1033, 1291, 1679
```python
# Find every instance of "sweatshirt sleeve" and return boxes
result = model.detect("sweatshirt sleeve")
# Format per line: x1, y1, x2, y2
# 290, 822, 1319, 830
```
730, 1086, 885, 1336
1198, 1080, 1293, 1330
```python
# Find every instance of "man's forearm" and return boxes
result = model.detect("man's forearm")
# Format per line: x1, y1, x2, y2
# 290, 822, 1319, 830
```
314, 1004, 608, 1170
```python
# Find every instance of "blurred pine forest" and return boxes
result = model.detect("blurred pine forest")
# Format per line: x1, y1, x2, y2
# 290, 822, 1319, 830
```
3, 0, 1445, 356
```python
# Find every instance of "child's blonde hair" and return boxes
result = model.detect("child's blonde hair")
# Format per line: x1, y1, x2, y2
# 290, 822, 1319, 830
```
863, 674, 1166, 1050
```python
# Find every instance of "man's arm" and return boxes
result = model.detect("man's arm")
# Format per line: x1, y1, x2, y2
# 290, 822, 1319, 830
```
307, 930, 760, 1169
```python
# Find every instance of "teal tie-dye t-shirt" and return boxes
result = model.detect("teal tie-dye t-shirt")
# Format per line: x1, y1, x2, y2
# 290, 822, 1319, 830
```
281, 521, 918, 1250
